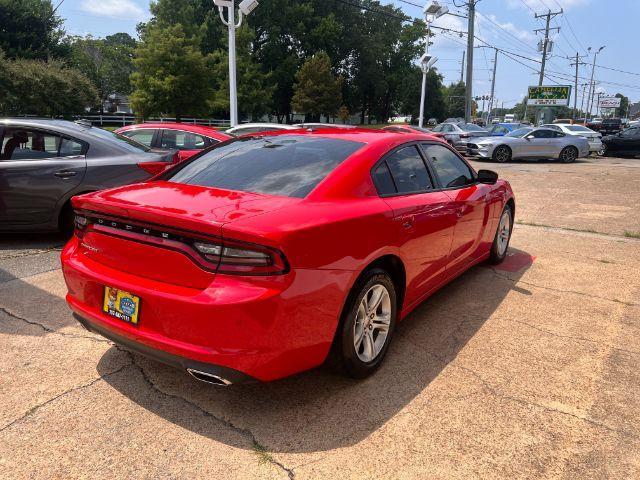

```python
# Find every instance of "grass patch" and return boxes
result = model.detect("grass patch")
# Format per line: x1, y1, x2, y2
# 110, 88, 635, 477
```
252, 440, 275, 465
624, 231, 640, 239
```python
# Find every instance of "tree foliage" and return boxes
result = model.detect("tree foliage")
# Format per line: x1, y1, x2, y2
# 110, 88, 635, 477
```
291, 52, 342, 120
69, 33, 136, 110
0, 50, 98, 116
0, 0, 68, 60
130, 24, 216, 120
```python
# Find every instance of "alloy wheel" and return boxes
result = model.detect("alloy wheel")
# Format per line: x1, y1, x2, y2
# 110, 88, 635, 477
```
561, 147, 577, 163
497, 210, 512, 256
353, 284, 391, 363
495, 146, 510, 163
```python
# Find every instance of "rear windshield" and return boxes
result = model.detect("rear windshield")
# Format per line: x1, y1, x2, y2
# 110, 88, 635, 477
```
84, 127, 151, 152
565, 125, 592, 132
459, 123, 485, 131
166, 135, 364, 198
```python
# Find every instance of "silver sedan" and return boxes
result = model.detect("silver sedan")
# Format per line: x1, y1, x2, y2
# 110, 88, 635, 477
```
467, 127, 590, 163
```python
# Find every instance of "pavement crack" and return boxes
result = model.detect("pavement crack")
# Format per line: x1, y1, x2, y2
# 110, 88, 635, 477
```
0, 305, 112, 344
0, 362, 131, 433
427, 352, 638, 439
128, 355, 295, 479
0, 247, 62, 260
511, 318, 640, 357
488, 267, 637, 306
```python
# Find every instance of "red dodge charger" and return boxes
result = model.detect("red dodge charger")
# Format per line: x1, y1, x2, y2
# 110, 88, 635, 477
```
62, 128, 515, 385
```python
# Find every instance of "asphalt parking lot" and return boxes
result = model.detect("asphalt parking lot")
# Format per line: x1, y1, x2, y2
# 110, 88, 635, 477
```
1, 155, 639, 479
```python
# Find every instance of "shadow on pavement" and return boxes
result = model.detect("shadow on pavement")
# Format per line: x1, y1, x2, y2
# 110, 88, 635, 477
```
95, 249, 533, 453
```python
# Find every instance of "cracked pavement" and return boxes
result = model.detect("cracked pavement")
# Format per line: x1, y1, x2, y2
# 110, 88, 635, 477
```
1, 155, 639, 479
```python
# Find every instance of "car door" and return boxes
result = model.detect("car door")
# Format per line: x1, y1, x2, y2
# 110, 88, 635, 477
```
372, 145, 459, 305
159, 129, 212, 161
523, 129, 555, 157
0, 128, 87, 226
420, 143, 491, 273
613, 127, 640, 155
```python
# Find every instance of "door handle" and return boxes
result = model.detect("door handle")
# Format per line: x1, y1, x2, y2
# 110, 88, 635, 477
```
398, 214, 415, 229
54, 170, 77, 178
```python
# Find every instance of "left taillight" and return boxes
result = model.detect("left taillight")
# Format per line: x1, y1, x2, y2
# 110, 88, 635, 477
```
193, 239, 288, 275
137, 161, 170, 175
74, 214, 88, 238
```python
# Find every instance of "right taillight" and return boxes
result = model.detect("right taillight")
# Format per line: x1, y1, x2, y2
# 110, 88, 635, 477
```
193, 239, 288, 275
74, 214, 88, 239
137, 161, 170, 175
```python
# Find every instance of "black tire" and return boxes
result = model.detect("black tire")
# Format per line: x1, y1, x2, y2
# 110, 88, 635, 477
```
335, 269, 397, 379
559, 146, 578, 163
598, 145, 606, 156
58, 202, 75, 236
492, 145, 511, 163
489, 204, 513, 264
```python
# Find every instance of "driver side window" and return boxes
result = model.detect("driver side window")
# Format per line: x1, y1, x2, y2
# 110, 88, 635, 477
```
422, 144, 474, 189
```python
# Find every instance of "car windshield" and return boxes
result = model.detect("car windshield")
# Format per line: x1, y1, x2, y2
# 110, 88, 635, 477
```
458, 123, 485, 131
506, 127, 533, 138
84, 127, 151, 152
166, 135, 364, 198
565, 125, 592, 132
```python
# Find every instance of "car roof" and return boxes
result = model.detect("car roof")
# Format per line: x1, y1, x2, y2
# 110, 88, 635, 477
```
0, 118, 94, 136
245, 126, 442, 146
228, 123, 297, 129
117, 122, 230, 138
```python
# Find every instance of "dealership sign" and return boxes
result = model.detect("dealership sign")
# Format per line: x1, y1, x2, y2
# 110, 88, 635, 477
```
599, 96, 621, 109
527, 85, 572, 106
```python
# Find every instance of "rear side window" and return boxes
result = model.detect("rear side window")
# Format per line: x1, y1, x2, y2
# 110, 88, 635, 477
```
422, 144, 474, 188
122, 129, 155, 147
372, 162, 396, 195
167, 135, 363, 198
161, 130, 210, 150
380, 146, 433, 194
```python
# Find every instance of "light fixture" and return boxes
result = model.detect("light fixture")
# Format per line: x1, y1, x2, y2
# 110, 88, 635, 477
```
238, 0, 258, 15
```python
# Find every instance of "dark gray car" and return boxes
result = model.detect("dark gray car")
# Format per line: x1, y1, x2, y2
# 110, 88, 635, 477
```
0, 119, 176, 232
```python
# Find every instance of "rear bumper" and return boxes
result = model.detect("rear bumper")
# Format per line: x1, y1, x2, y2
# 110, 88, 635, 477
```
588, 139, 603, 152
73, 312, 256, 384
62, 236, 352, 382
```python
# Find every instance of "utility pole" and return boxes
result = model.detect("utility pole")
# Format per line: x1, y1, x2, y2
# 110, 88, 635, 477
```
569, 52, 586, 120
586, 45, 605, 121
460, 50, 466, 84
488, 47, 498, 124
579, 83, 588, 117
464, 0, 477, 123
534, 9, 562, 125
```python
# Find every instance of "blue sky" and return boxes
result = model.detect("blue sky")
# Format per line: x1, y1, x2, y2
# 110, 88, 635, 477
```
57, 0, 640, 109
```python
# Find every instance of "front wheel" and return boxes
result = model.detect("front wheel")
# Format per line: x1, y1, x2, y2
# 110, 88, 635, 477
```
337, 270, 397, 378
492, 145, 512, 163
559, 146, 578, 163
597, 145, 606, 156
489, 204, 513, 264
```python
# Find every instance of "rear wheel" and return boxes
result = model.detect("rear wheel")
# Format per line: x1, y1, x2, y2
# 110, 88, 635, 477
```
598, 145, 606, 156
492, 145, 511, 163
559, 146, 578, 163
489, 204, 513, 264
336, 269, 397, 378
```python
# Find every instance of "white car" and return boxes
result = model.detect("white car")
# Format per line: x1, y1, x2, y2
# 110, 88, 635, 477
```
541, 124, 604, 155
467, 127, 590, 163
226, 123, 297, 136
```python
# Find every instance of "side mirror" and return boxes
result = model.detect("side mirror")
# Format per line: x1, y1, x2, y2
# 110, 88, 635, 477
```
477, 169, 498, 185
525, 135, 533, 140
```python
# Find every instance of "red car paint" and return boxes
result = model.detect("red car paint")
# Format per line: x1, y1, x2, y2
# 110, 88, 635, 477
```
62, 128, 515, 382
116, 123, 231, 161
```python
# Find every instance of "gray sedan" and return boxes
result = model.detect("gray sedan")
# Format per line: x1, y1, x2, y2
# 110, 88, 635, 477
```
0, 119, 176, 232
467, 127, 590, 163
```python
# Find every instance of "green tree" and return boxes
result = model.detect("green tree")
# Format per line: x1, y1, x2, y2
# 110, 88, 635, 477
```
209, 26, 274, 120
0, 0, 68, 60
443, 82, 467, 118
398, 67, 445, 123
615, 93, 629, 118
69, 33, 137, 112
0, 50, 98, 116
291, 52, 342, 121
131, 24, 216, 121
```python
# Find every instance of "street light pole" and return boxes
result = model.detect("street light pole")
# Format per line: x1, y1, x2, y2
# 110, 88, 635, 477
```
586, 45, 605, 121
418, 1, 447, 128
214, 0, 259, 127
464, 0, 476, 123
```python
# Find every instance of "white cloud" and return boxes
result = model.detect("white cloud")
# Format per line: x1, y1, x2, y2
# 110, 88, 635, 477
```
81, 0, 146, 19
430, 14, 467, 50
480, 14, 536, 43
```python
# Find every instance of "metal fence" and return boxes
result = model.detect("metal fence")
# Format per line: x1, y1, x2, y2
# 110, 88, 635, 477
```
80, 115, 230, 128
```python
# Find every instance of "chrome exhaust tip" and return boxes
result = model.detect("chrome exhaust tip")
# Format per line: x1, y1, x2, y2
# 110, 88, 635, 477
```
186, 368, 232, 386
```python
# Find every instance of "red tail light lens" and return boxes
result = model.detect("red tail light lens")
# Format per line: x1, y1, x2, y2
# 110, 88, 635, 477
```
193, 239, 288, 275
74, 215, 88, 239
137, 161, 169, 175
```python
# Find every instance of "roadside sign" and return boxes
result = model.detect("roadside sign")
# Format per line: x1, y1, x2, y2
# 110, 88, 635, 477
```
527, 85, 572, 106
599, 96, 621, 109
